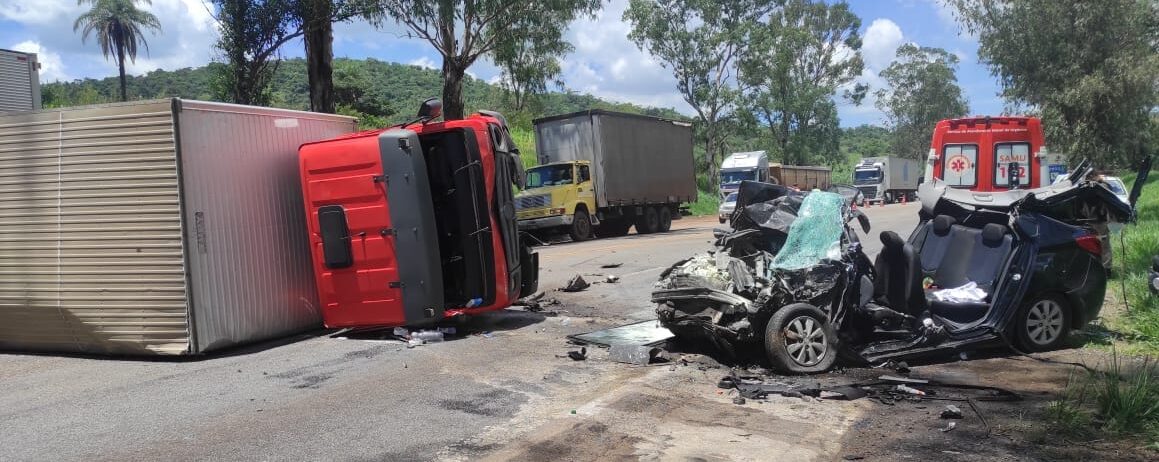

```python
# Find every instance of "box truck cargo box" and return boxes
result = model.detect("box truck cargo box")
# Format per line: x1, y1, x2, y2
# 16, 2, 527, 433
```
0, 99, 357, 355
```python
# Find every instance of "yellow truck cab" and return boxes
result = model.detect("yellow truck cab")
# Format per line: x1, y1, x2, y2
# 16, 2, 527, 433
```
516, 160, 597, 240
515, 110, 696, 241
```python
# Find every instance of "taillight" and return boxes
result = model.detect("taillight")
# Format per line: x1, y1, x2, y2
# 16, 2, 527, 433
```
1075, 233, 1101, 256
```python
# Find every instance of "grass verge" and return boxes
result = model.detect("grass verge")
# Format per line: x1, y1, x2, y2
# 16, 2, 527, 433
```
1102, 170, 1159, 355
1047, 352, 1159, 448
687, 189, 721, 217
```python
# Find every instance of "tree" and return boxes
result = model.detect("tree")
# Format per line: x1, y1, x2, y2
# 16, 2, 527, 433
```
210, 0, 301, 106
73, 0, 161, 102
295, 1, 378, 113
875, 44, 969, 160
949, 0, 1159, 166
625, 0, 775, 189
492, 13, 572, 112
375, 0, 601, 120
739, 0, 866, 166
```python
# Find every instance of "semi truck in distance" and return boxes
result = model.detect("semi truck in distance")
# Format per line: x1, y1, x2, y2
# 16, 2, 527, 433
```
853, 156, 921, 204
770, 163, 831, 190
0, 48, 41, 113
719, 151, 770, 197
299, 100, 538, 329
925, 116, 1067, 191
516, 110, 696, 240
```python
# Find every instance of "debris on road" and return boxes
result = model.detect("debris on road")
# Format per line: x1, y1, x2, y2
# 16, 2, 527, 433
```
561, 274, 591, 292
732, 396, 746, 405
605, 274, 620, 283
607, 344, 668, 365
518, 291, 562, 312
941, 421, 957, 433
567, 320, 674, 347
941, 405, 963, 419
601, 263, 623, 268
564, 347, 587, 361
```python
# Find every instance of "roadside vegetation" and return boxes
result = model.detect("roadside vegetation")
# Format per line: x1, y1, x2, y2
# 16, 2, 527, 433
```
1104, 171, 1159, 353
1047, 353, 1159, 448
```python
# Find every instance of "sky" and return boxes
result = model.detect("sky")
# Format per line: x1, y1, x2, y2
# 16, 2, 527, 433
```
0, 0, 1005, 127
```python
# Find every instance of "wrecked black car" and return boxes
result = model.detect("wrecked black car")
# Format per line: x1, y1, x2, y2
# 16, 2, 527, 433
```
653, 169, 1136, 373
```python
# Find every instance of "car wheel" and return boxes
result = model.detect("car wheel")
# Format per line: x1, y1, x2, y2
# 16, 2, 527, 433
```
658, 207, 673, 232
765, 303, 838, 374
1015, 294, 1071, 352
569, 209, 593, 241
636, 207, 660, 234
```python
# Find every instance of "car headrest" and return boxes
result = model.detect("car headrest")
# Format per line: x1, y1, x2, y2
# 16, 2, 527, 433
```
933, 215, 956, 236
982, 223, 1007, 246
880, 230, 904, 249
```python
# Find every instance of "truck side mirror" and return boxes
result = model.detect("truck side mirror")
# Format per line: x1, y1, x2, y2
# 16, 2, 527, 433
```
418, 97, 442, 120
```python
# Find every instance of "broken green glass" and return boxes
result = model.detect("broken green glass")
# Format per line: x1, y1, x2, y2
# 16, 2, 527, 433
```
771, 191, 845, 270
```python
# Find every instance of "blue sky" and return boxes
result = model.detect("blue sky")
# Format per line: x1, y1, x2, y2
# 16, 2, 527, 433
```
0, 0, 1005, 127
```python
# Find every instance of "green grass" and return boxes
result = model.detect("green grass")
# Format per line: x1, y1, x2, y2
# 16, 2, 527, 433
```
687, 189, 721, 216
1104, 169, 1159, 353
1048, 352, 1159, 446
509, 125, 538, 168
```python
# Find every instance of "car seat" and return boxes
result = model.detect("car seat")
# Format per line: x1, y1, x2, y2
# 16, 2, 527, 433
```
927, 223, 1013, 324
873, 231, 927, 317
919, 215, 956, 274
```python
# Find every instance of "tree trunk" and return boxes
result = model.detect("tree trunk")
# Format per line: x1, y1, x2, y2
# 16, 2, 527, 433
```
116, 42, 127, 102
442, 58, 466, 120
304, 0, 335, 113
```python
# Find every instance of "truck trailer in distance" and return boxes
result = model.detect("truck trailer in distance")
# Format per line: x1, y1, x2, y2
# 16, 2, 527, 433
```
853, 156, 921, 203
769, 163, 831, 191
719, 151, 770, 197
0, 48, 41, 113
517, 110, 696, 240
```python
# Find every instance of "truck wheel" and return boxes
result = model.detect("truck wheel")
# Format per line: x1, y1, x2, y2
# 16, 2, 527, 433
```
765, 303, 838, 374
658, 207, 672, 232
569, 209, 594, 241
883, 191, 893, 204
636, 207, 660, 234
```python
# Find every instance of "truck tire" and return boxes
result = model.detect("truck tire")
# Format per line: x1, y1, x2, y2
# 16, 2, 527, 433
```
569, 209, 593, 241
658, 207, 672, 232
636, 207, 660, 234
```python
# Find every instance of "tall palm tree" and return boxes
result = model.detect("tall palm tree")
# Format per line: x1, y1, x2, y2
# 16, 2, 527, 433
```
73, 0, 161, 101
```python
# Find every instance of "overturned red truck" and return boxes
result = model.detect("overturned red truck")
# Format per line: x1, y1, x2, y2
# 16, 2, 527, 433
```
298, 100, 538, 328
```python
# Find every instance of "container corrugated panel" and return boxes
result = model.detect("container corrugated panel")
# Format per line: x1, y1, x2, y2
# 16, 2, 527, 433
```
0, 99, 356, 355
0, 100, 189, 354
592, 112, 696, 205
0, 50, 35, 113
174, 100, 356, 352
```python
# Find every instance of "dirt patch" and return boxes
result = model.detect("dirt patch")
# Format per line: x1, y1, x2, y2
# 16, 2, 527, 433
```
836, 349, 1153, 461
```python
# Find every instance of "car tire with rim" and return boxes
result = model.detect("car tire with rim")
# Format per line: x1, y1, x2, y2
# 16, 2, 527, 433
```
765, 303, 838, 373
658, 207, 673, 232
636, 207, 660, 234
569, 209, 593, 241
1015, 294, 1071, 352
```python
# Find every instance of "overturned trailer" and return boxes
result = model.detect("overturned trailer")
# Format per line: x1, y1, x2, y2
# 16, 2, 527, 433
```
0, 100, 356, 355
654, 170, 1135, 373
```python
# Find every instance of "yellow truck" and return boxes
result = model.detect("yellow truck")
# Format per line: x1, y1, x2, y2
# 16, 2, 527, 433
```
515, 110, 696, 241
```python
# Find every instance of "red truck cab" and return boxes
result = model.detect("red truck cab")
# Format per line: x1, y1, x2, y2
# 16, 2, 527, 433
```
925, 116, 1067, 191
298, 104, 538, 328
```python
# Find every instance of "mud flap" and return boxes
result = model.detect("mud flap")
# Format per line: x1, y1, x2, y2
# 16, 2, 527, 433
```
379, 130, 445, 323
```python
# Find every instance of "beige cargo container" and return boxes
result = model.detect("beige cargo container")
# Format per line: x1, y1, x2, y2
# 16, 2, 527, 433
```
0, 99, 357, 355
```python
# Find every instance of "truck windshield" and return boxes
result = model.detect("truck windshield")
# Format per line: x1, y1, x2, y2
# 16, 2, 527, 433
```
526, 165, 574, 189
721, 170, 755, 185
853, 169, 881, 185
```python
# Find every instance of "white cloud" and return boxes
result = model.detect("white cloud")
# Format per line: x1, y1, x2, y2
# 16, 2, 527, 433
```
408, 56, 438, 70
10, 40, 69, 82
861, 19, 904, 71
559, 0, 688, 112
0, 0, 81, 25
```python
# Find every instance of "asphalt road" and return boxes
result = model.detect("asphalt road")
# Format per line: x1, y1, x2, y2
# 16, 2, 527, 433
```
0, 203, 920, 461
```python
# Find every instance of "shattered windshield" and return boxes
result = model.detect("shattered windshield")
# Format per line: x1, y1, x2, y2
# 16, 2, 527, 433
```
525, 164, 574, 188
721, 170, 756, 185
771, 191, 845, 270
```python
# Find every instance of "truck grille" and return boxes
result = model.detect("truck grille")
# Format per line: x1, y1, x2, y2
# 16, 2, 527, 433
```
516, 194, 550, 210
857, 186, 878, 200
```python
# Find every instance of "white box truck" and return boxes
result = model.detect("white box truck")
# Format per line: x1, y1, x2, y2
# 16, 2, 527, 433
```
0, 48, 41, 113
719, 151, 769, 197
852, 156, 921, 204
0, 99, 356, 355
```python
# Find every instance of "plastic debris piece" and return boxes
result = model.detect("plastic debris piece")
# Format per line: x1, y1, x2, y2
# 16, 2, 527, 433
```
393, 327, 409, 337
600, 263, 623, 268
561, 275, 591, 292
772, 191, 846, 270
566, 347, 587, 361
895, 384, 926, 396
406, 338, 423, 348
411, 330, 444, 343
941, 421, 957, 432
605, 275, 620, 283
732, 396, 746, 405
941, 405, 963, 419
